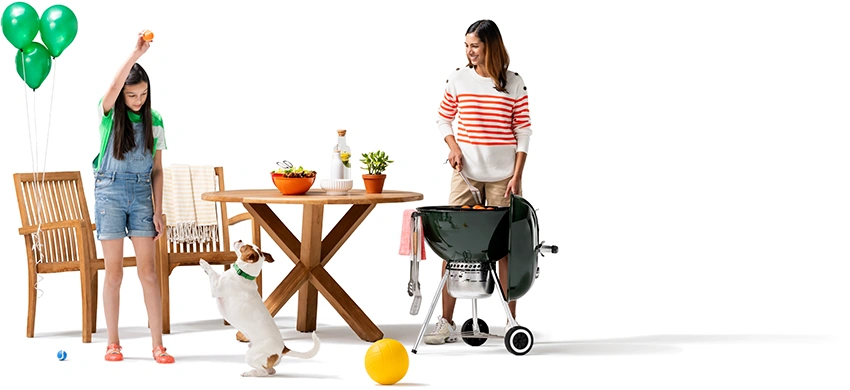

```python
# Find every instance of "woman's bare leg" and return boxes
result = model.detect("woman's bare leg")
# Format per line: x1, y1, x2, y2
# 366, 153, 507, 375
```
498, 255, 516, 319
130, 236, 164, 348
101, 239, 125, 345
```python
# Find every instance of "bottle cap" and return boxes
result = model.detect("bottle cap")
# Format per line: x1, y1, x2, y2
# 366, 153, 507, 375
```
337, 129, 347, 136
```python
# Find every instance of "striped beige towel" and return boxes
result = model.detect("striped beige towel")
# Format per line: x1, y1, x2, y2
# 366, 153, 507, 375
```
163, 164, 219, 244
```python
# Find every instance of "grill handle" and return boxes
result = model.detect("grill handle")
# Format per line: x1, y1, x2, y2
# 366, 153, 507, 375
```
536, 240, 559, 256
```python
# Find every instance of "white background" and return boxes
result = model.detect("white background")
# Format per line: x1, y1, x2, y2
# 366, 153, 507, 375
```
1, 0, 848, 388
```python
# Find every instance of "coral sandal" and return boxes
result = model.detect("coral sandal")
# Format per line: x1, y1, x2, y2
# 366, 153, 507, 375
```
152, 346, 175, 364
104, 344, 123, 361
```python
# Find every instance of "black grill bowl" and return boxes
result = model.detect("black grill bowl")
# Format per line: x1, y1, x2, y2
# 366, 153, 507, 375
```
417, 194, 545, 301
416, 205, 510, 263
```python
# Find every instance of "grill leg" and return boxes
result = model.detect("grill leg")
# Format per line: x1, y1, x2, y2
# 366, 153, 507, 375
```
412, 270, 450, 354
471, 299, 480, 334
490, 262, 519, 329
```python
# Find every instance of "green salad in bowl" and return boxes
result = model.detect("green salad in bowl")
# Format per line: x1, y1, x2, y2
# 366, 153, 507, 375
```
271, 166, 317, 178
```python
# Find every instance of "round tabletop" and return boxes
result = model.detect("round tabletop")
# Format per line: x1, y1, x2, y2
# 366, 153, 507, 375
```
201, 189, 424, 205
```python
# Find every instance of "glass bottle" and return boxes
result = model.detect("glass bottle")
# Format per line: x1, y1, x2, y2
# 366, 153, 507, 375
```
330, 149, 344, 180
335, 129, 352, 180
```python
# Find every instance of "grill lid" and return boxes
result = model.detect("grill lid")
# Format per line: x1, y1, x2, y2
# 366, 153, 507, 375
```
507, 193, 540, 301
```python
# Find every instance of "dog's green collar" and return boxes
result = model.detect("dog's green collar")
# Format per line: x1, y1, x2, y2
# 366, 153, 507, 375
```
233, 264, 256, 281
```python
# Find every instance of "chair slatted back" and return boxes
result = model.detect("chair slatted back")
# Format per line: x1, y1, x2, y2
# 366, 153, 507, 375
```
162, 167, 235, 264
13, 171, 92, 270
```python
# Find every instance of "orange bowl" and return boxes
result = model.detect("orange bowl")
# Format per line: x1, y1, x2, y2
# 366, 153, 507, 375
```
272, 173, 315, 195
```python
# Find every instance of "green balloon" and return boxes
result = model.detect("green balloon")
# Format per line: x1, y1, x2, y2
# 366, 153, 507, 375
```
39, 5, 77, 57
1, 2, 39, 50
15, 41, 52, 90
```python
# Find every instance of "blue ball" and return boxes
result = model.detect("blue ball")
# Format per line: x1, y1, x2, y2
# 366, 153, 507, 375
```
57, 350, 67, 361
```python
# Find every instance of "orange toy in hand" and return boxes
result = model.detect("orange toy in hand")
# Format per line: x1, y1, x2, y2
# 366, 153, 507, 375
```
142, 30, 154, 42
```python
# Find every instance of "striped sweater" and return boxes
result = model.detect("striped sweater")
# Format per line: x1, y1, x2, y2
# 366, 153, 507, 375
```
437, 66, 532, 182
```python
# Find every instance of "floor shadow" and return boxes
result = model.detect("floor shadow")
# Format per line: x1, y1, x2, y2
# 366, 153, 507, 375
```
176, 353, 322, 365
38, 326, 158, 341
278, 322, 431, 345
33, 317, 296, 341
171, 354, 246, 364
36, 318, 837, 359
168, 318, 248, 335
525, 333, 837, 356
527, 341, 681, 355
250, 372, 342, 380
560, 334, 836, 345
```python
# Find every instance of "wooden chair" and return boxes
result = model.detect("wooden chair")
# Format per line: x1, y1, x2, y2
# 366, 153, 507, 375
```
157, 166, 261, 334
13, 171, 137, 343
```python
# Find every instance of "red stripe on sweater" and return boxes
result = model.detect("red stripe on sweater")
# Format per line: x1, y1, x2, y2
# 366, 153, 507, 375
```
457, 93, 520, 103
457, 138, 517, 146
459, 127, 516, 135
458, 99, 514, 110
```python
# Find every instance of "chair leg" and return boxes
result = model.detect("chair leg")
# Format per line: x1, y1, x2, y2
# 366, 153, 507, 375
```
79, 263, 92, 343
160, 266, 171, 334
222, 264, 231, 326
256, 273, 263, 297
253, 221, 262, 298
156, 215, 172, 334
90, 271, 98, 334
27, 267, 37, 338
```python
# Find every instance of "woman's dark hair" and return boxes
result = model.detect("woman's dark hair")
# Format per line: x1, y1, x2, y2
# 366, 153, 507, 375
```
111, 63, 153, 160
466, 19, 510, 93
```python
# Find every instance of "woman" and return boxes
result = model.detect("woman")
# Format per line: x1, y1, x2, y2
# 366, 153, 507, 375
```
424, 19, 533, 345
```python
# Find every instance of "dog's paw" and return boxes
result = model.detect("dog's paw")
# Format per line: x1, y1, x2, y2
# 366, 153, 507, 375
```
199, 259, 210, 267
241, 369, 268, 377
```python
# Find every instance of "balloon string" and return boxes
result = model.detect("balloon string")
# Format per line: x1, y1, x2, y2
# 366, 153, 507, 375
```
45, 57, 55, 175
21, 50, 47, 299
34, 57, 59, 300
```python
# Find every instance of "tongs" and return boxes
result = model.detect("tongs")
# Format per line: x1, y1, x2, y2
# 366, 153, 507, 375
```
407, 211, 422, 315
445, 158, 483, 205
457, 169, 483, 205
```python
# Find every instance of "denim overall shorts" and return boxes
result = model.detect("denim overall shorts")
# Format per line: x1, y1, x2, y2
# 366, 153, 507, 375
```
93, 122, 157, 241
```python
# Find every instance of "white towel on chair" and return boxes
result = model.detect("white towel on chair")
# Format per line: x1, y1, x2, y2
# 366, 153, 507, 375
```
163, 164, 219, 244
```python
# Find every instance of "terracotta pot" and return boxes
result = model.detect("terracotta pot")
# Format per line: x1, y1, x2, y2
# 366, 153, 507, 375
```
362, 174, 386, 194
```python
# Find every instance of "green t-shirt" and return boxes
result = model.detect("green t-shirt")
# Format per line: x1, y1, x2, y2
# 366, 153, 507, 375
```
93, 98, 167, 171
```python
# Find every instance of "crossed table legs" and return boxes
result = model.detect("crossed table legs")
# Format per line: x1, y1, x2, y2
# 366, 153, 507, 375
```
238, 202, 383, 342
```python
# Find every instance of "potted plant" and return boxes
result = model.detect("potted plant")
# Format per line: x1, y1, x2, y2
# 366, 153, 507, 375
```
359, 150, 394, 193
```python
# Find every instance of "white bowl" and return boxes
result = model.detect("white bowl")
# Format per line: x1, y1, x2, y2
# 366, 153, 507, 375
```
320, 179, 353, 195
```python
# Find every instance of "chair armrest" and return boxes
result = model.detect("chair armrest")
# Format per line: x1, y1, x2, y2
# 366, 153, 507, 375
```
228, 212, 253, 226
19, 220, 83, 235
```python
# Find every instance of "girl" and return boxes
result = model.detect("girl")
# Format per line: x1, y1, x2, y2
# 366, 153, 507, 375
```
93, 31, 174, 363
424, 19, 533, 345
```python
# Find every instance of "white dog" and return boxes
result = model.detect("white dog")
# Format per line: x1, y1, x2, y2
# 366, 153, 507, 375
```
200, 240, 320, 377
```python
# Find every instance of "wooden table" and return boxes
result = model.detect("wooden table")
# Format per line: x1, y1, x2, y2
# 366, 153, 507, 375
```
201, 188, 423, 342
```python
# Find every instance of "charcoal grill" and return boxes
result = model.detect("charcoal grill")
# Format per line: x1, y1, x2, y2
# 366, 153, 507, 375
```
407, 194, 558, 355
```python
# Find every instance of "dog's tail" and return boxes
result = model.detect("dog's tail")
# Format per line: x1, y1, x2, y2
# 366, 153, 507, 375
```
282, 331, 320, 359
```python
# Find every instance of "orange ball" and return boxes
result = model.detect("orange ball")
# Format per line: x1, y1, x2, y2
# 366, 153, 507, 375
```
142, 30, 154, 42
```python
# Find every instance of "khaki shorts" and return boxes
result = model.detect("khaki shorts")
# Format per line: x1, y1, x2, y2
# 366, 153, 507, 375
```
448, 171, 522, 207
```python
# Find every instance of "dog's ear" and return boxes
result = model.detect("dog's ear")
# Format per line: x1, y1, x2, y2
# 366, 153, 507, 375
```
262, 252, 275, 263
241, 245, 260, 262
